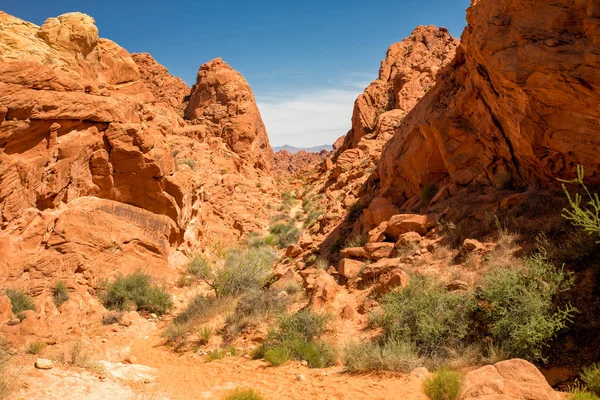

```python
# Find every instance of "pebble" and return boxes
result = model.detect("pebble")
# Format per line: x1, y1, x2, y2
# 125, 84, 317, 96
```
296, 374, 307, 382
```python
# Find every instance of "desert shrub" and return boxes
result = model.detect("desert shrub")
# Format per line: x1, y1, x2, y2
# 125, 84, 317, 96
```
345, 234, 367, 248
4, 288, 36, 315
269, 223, 301, 249
571, 392, 600, 400
178, 158, 196, 170
101, 271, 172, 315
224, 289, 288, 340
198, 247, 275, 297
101, 311, 123, 325
26, 341, 46, 355
196, 326, 212, 346
207, 345, 239, 361
222, 388, 264, 400
187, 255, 211, 279
582, 363, 600, 396
255, 310, 336, 368
164, 323, 188, 346
423, 368, 464, 400
243, 232, 268, 248
480, 254, 576, 362
53, 281, 69, 306
174, 295, 221, 325
378, 276, 475, 356
315, 257, 329, 270
305, 254, 317, 265
537, 230, 600, 267
343, 338, 422, 373
421, 182, 439, 207
283, 282, 302, 295
560, 165, 600, 240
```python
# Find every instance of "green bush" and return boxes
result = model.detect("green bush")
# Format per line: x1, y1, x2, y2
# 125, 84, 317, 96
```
345, 203, 363, 223
343, 338, 422, 373
255, 310, 336, 368
196, 326, 212, 345
222, 388, 264, 400
4, 288, 36, 315
423, 368, 464, 400
582, 363, 600, 396
174, 295, 221, 325
101, 271, 172, 315
269, 223, 301, 249
560, 165, 600, 240
571, 391, 600, 400
480, 254, 575, 362
378, 276, 475, 356
198, 247, 275, 297
187, 255, 211, 279
224, 289, 288, 340
53, 281, 69, 306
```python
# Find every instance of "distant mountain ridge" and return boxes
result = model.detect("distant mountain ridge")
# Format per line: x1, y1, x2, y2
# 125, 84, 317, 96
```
273, 144, 332, 154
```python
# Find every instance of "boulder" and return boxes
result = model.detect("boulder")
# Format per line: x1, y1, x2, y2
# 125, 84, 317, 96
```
364, 242, 395, 260
385, 214, 439, 239
461, 359, 559, 400
395, 231, 422, 248
341, 304, 355, 320
338, 259, 364, 280
285, 244, 303, 258
307, 270, 339, 309
340, 247, 368, 259
368, 222, 388, 243
362, 258, 402, 281
375, 269, 410, 295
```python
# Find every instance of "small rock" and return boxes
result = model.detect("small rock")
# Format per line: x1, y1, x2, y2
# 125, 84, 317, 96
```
296, 374, 307, 382
8, 348, 18, 356
277, 291, 289, 298
300, 360, 308, 367
123, 355, 137, 364
7, 319, 20, 326
35, 358, 54, 370
149, 313, 158, 319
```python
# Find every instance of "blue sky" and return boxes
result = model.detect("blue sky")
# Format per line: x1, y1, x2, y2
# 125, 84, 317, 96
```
2, 0, 469, 147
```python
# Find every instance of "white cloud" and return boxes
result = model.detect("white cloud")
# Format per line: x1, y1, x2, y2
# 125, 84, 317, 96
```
257, 83, 369, 148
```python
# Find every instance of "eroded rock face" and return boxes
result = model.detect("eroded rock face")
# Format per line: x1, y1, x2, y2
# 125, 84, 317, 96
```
185, 58, 274, 171
341, 26, 459, 151
273, 149, 328, 176
131, 52, 190, 116
378, 0, 600, 205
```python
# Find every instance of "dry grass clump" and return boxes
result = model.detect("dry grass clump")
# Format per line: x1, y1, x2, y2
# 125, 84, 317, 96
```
423, 368, 464, 400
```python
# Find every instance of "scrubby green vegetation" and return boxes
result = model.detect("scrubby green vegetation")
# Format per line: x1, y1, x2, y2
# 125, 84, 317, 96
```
343, 338, 422, 373
196, 247, 275, 297
224, 288, 289, 340
53, 281, 69, 306
582, 363, 600, 396
423, 368, 464, 400
207, 345, 239, 361
560, 165, 600, 240
100, 271, 172, 315
378, 276, 475, 357
345, 203, 363, 223
222, 388, 264, 400
267, 222, 301, 249
480, 254, 575, 362
4, 288, 35, 315
571, 392, 600, 400
343, 252, 575, 371
253, 310, 336, 368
